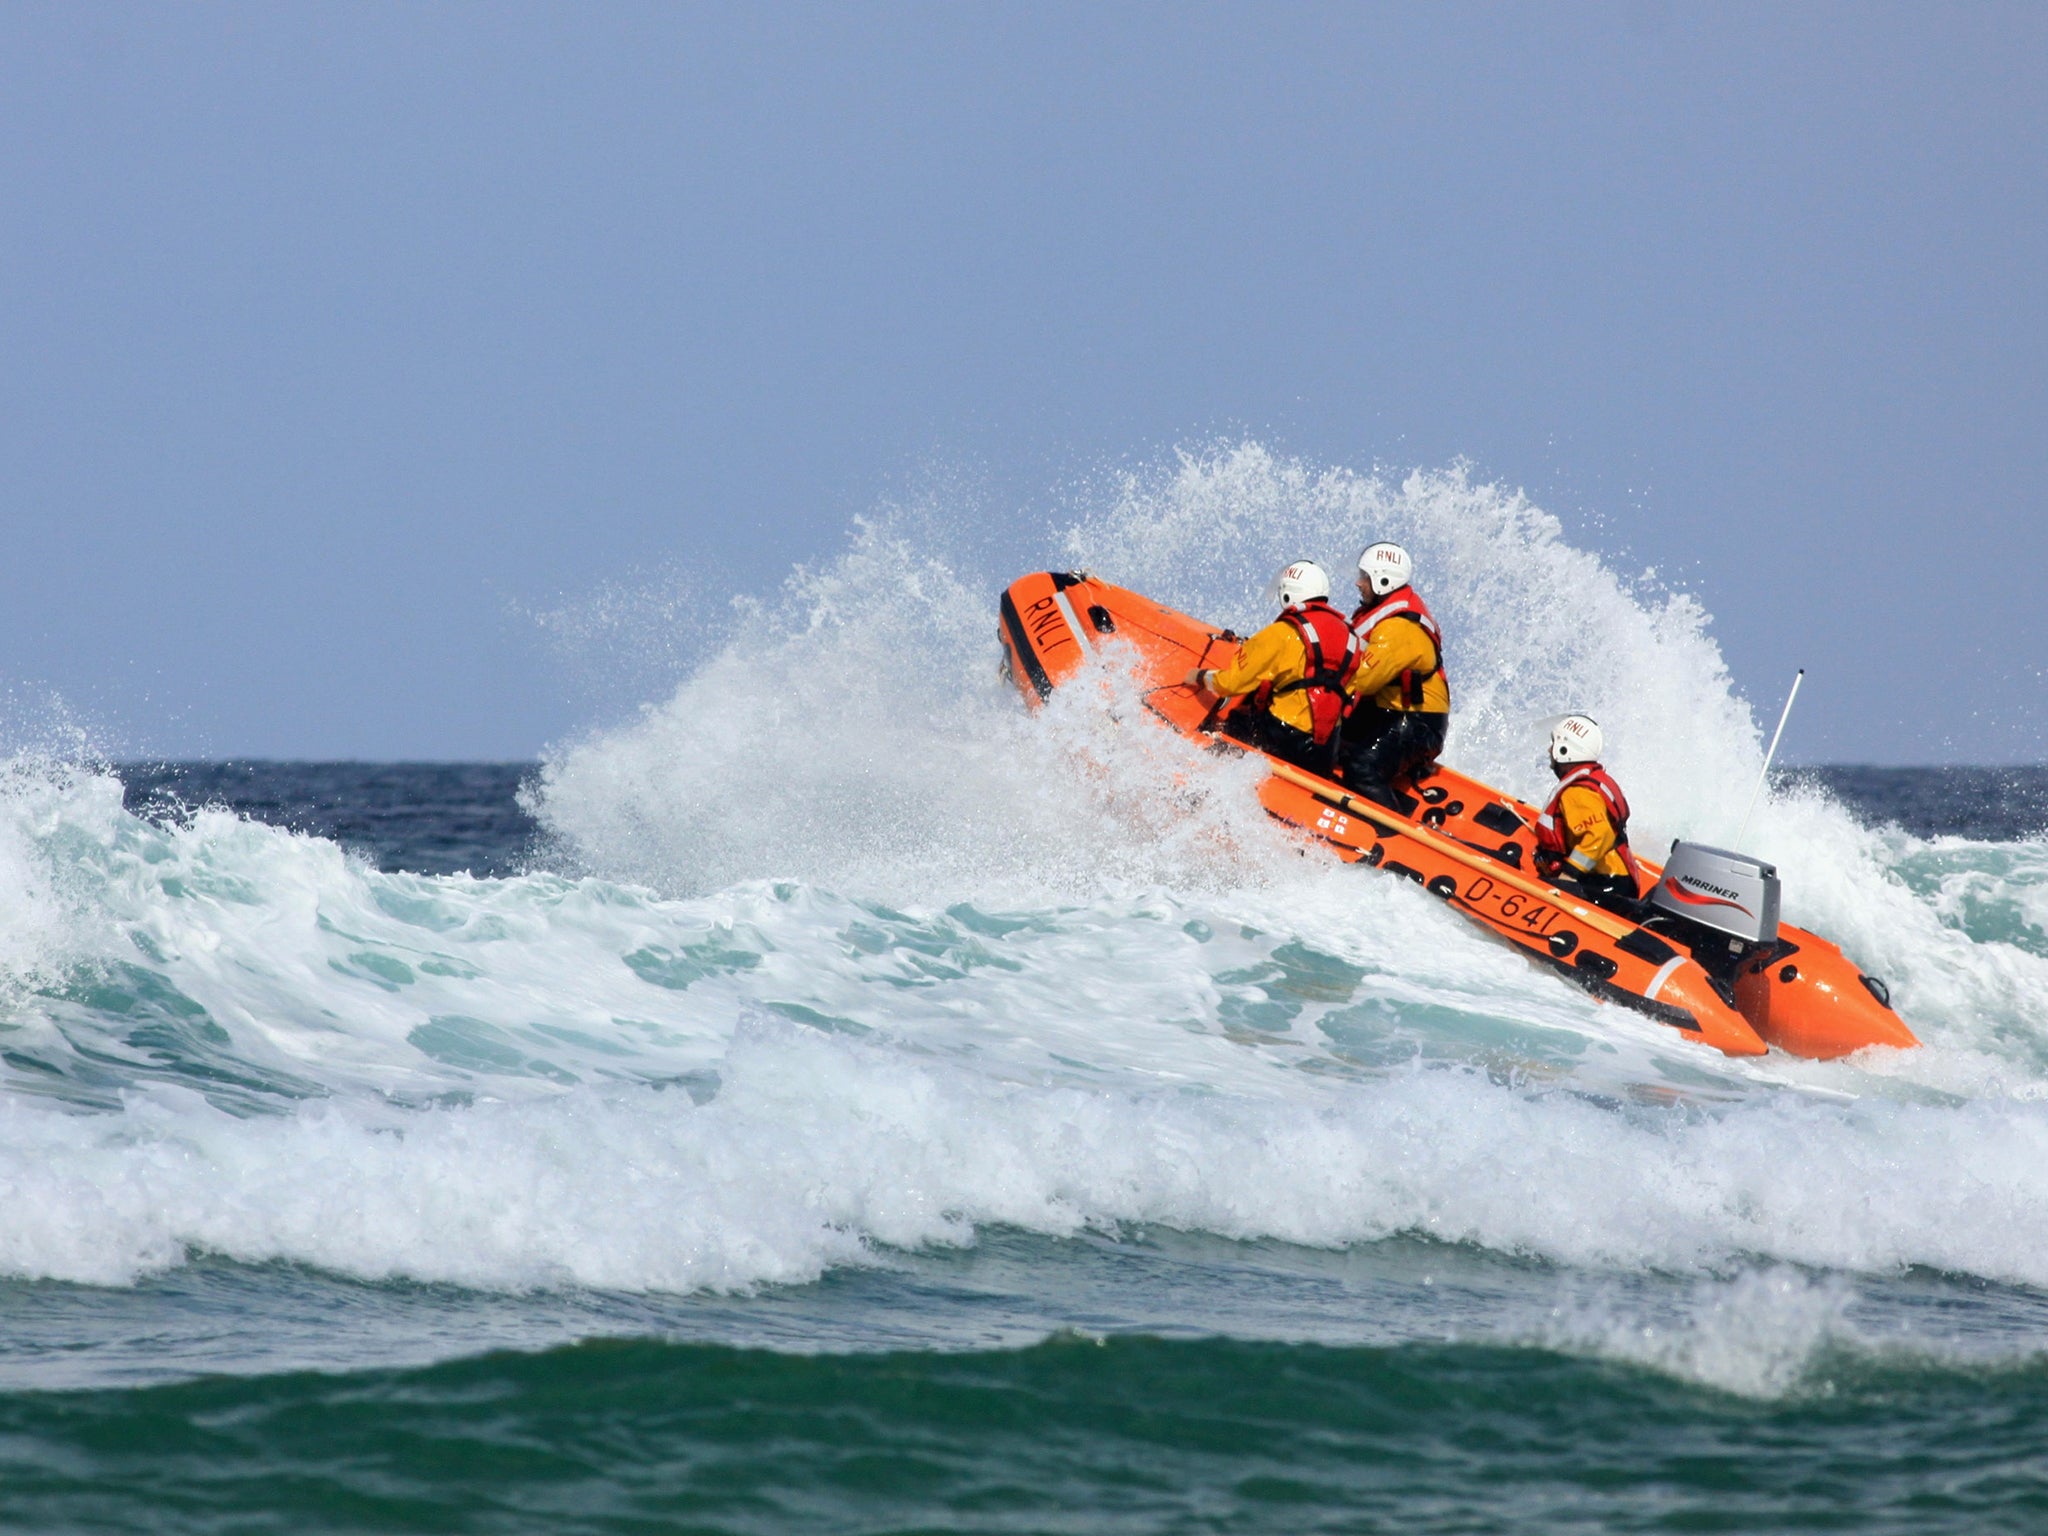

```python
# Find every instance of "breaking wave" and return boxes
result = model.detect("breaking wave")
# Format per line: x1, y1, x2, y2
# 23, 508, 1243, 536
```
2, 443, 2045, 1395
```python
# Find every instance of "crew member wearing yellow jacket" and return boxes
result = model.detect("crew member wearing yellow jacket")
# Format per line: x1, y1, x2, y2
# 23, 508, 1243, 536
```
1338, 542, 1451, 808
1533, 714, 1645, 915
1184, 560, 1355, 774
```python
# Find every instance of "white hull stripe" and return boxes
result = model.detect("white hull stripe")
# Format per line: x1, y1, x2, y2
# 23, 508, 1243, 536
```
1643, 955, 1686, 1001
1052, 591, 1094, 656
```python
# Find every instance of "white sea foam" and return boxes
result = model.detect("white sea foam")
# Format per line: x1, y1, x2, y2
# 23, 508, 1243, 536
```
0, 756, 92, 1002
1531, 1267, 1860, 1398
10, 1021, 2048, 1307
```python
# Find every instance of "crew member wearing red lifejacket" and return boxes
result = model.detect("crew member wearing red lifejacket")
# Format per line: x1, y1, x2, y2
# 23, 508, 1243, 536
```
1184, 560, 1355, 775
1533, 714, 1645, 916
1337, 542, 1451, 809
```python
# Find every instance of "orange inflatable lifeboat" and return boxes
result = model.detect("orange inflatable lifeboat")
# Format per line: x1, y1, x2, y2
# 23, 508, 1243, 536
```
1000, 571, 1918, 1062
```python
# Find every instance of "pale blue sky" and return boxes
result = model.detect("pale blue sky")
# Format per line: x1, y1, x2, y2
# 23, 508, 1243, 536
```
3, 3, 2043, 761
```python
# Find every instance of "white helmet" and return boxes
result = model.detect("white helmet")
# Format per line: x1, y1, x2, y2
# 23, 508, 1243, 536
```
1267, 559, 1331, 609
1357, 541, 1414, 597
1549, 714, 1605, 766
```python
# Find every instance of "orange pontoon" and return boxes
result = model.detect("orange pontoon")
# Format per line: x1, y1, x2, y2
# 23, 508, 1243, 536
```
1000, 571, 1917, 1062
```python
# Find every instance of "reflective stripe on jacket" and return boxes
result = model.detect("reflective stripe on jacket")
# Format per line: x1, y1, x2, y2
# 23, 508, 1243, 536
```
1346, 588, 1450, 713
1535, 764, 1641, 883
1262, 600, 1357, 744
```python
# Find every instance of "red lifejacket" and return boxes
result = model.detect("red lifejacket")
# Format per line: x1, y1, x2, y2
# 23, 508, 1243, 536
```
1251, 598, 1357, 745
1535, 764, 1644, 885
1349, 587, 1449, 709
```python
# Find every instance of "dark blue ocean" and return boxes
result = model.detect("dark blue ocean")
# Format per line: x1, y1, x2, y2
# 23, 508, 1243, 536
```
7, 468, 2048, 1531
116, 759, 2048, 876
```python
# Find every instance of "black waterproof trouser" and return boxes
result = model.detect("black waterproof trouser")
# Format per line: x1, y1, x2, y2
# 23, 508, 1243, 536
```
1553, 867, 1644, 919
1221, 704, 1333, 776
1338, 707, 1449, 809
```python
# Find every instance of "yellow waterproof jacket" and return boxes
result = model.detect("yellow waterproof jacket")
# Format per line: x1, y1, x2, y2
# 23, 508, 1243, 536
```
1204, 620, 1314, 733
1556, 784, 1630, 878
1345, 616, 1450, 714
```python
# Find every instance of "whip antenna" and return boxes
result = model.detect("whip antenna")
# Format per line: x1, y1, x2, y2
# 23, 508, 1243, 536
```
1736, 669, 1804, 849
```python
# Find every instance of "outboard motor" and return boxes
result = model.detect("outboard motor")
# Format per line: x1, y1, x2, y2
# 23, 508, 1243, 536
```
1648, 842, 1781, 948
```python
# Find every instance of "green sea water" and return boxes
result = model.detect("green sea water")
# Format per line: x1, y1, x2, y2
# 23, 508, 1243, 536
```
9, 1332, 2048, 1533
